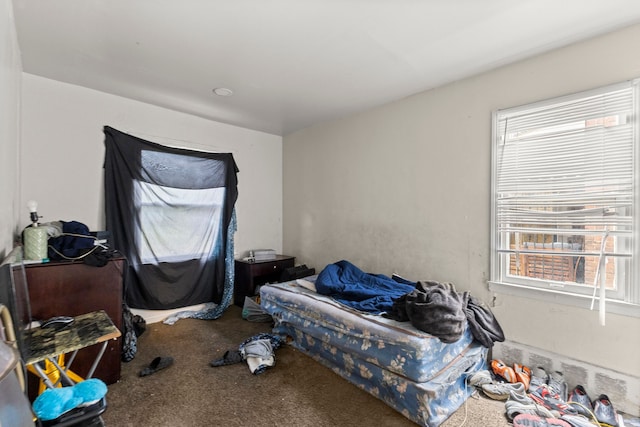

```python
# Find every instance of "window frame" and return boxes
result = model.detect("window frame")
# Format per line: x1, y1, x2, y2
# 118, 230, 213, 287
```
489, 79, 640, 318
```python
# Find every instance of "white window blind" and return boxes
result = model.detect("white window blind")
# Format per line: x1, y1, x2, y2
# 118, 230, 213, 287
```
491, 80, 639, 319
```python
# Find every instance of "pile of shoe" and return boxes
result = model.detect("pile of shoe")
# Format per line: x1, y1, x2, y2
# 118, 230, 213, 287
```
529, 365, 621, 427
467, 360, 622, 427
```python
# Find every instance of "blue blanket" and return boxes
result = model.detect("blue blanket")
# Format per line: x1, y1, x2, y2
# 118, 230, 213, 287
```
315, 260, 416, 314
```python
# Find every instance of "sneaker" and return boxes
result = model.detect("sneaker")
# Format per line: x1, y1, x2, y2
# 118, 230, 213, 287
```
505, 398, 557, 421
567, 385, 593, 418
559, 414, 599, 427
481, 381, 526, 401
491, 359, 517, 383
529, 366, 549, 391
548, 371, 568, 402
530, 385, 578, 416
592, 394, 619, 427
468, 369, 494, 387
508, 389, 535, 405
514, 363, 532, 390
512, 413, 572, 427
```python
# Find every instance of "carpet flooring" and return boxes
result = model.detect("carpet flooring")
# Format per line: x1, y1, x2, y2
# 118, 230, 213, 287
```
102, 305, 511, 426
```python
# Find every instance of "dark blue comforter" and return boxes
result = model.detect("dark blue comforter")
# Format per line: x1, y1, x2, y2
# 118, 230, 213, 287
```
315, 260, 416, 314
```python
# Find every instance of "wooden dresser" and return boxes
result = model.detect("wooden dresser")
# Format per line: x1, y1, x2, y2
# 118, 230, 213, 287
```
14, 257, 124, 388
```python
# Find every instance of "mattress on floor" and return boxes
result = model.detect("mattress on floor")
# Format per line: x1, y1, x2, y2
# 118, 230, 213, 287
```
273, 315, 487, 427
260, 280, 478, 384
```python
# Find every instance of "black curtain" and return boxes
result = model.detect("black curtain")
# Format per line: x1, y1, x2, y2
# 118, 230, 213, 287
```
103, 126, 239, 309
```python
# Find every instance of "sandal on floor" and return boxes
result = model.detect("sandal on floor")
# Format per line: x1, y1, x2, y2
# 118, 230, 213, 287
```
139, 356, 174, 377
210, 350, 243, 367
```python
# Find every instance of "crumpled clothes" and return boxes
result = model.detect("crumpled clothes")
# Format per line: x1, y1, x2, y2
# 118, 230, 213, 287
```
241, 339, 274, 374
238, 333, 284, 375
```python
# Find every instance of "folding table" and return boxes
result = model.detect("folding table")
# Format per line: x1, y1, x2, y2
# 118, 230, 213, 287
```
23, 310, 121, 393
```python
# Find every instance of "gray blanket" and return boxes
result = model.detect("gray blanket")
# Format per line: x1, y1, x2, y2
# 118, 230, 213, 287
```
387, 280, 505, 347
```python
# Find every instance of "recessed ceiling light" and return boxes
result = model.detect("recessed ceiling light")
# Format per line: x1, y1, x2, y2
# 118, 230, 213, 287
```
213, 87, 233, 97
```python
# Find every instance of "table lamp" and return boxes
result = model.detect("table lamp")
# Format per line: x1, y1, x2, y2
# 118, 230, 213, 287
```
23, 200, 48, 261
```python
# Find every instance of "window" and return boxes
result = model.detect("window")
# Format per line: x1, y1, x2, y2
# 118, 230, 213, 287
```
490, 80, 640, 318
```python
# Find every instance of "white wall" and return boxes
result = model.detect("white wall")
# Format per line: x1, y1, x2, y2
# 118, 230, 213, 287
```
283, 24, 640, 414
0, 0, 21, 258
20, 74, 283, 258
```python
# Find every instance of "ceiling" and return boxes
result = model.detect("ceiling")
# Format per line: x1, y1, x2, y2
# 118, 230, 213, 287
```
12, 1, 640, 136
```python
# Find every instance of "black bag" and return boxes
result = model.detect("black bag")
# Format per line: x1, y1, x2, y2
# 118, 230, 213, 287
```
241, 296, 272, 322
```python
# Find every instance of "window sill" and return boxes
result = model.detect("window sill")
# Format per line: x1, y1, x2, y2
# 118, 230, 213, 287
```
488, 281, 640, 319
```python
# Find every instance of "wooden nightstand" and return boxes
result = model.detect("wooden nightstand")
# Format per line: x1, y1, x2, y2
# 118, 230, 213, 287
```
234, 255, 295, 306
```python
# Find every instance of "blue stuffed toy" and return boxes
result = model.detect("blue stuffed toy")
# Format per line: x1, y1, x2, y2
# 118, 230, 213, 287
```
32, 378, 108, 421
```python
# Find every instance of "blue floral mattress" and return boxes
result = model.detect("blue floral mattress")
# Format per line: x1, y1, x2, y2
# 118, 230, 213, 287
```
260, 280, 487, 427
260, 280, 479, 384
